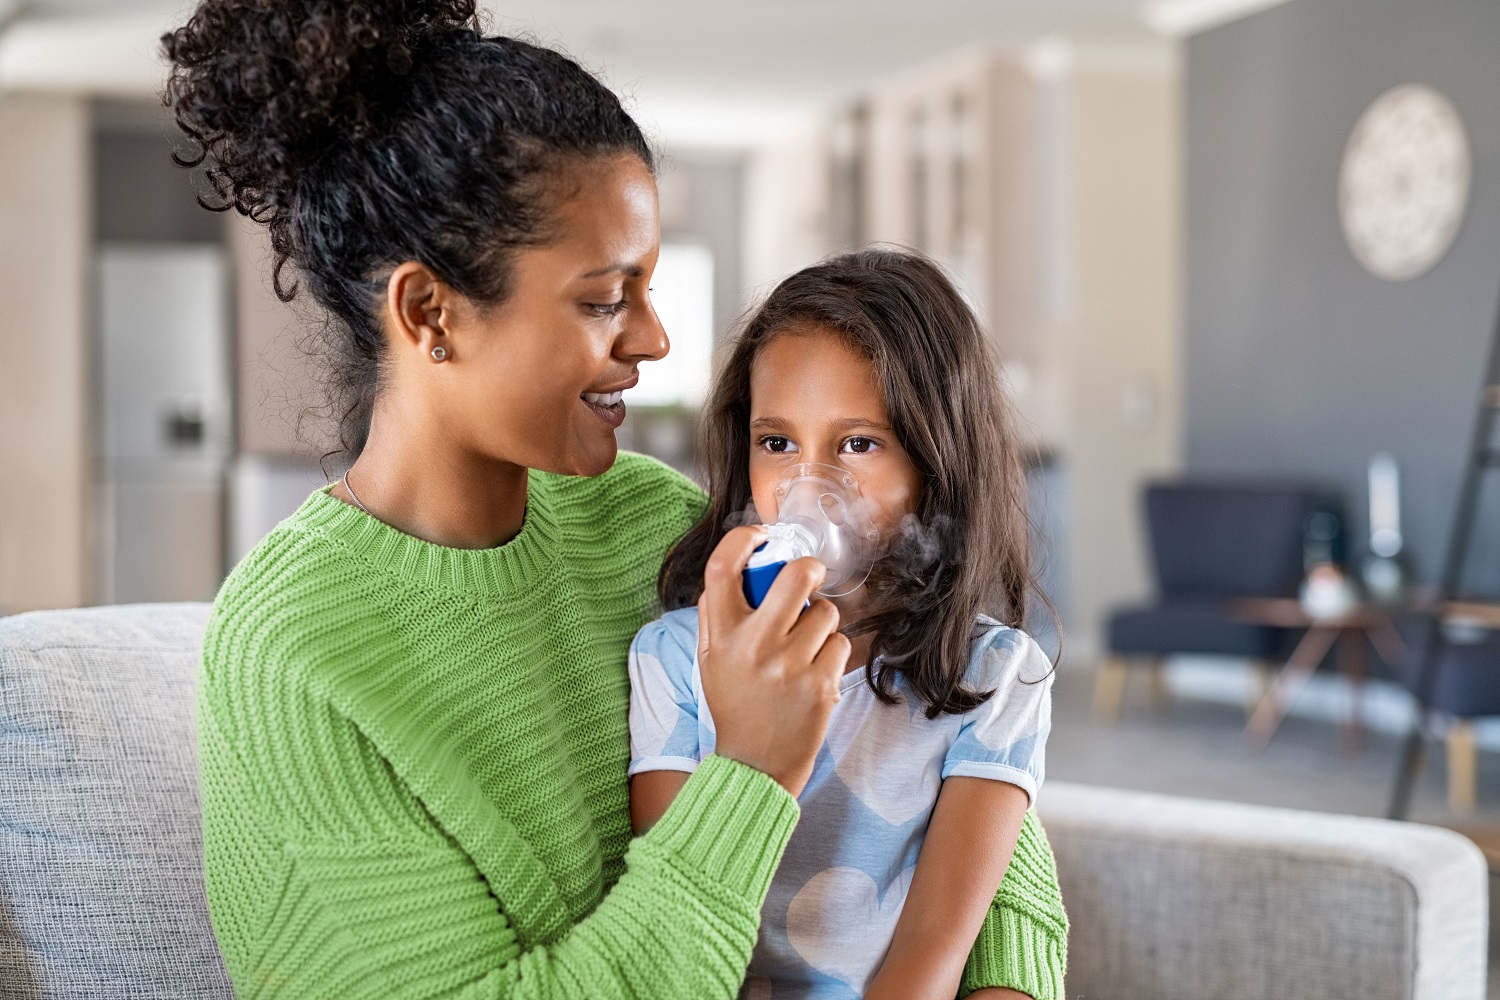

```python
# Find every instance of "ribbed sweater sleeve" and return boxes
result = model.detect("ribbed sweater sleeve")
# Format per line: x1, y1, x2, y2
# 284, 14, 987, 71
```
231, 752, 796, 1000
960, 810, 1069, 999
482, 756, 799, 999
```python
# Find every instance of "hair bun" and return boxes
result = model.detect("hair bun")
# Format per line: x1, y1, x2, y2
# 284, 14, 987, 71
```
164, 0, 478, 215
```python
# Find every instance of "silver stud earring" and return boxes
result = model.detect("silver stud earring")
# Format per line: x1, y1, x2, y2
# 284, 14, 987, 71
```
430, 345, 448, 362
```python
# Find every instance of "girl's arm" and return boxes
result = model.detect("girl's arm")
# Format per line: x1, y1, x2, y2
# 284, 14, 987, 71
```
631, 770, 691, 833
864, 776, 1031, 1000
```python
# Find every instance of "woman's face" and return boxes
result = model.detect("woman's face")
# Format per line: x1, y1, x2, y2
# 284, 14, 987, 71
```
747, 327, 922, 546
439, 153, 666, 477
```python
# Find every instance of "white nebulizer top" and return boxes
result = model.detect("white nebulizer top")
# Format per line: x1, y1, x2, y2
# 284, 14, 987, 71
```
745, 522, 819, 568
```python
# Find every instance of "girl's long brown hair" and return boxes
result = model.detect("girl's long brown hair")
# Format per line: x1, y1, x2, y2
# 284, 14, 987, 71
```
660, 247, 1048, 718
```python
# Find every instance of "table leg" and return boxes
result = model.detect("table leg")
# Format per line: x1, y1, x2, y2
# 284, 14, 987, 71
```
1244, 626, 1341, 751
1448, 720, 1478, 815
1339, 629, 1367, 755
1369, 620, 1407, 670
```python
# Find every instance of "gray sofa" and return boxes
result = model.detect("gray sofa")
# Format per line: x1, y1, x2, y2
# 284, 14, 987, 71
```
0, 604, 1488, 999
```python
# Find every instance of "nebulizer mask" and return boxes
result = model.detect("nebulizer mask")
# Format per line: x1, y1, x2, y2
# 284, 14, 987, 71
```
742, 464, 880, 608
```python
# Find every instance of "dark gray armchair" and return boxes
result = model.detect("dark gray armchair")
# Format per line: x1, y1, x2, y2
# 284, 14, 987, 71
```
1096, 481, 1326, 720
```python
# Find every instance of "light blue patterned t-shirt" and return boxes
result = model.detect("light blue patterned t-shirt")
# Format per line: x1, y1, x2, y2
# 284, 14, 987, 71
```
627, 607, 1053, 1000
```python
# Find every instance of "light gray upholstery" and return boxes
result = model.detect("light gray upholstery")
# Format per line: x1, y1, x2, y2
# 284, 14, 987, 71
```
1041, 781, 1489, 1000
0, 603, 230, 999
0, 603, 1488, 999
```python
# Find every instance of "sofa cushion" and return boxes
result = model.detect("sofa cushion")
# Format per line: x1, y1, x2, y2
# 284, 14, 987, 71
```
0, 603, 230, 999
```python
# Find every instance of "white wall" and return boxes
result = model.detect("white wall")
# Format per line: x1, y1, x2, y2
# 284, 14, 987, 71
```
1061, 53, 1184, 664
0, 94, 92, 612
741, 125, 835, 306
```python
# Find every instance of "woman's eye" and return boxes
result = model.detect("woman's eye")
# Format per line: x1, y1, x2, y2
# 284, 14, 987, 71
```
588, 299, 628, 317
759, 436, 798, 454
841, 436, 878, 455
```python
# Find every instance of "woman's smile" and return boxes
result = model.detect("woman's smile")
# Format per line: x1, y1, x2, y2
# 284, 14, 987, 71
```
581, 382, 634, 429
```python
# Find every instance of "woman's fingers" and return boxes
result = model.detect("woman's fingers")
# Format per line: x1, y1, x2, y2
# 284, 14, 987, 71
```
755, 556, 829, 633
785, 597, 842, 665
703, 534, 828, 636
702, 525, 768, 617
811, 629, 854, 692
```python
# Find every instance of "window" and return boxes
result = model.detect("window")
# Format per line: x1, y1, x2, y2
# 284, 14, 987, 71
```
634, 242, 715, 408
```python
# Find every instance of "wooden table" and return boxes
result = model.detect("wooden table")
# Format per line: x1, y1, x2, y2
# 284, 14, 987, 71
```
1226, 597, 1407, 752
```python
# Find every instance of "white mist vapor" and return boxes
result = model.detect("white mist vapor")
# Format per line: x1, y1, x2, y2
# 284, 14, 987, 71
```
878, 513, 955, 578
720, 501, 764, 532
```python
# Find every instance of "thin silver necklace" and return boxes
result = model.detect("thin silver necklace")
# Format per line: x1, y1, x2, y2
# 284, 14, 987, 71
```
342, 470, 370, 514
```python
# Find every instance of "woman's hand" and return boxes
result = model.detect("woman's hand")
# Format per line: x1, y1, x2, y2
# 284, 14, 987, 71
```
697, 525, 850, 797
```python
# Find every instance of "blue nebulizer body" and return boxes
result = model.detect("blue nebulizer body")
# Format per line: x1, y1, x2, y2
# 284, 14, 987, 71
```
741, 464, 879, 609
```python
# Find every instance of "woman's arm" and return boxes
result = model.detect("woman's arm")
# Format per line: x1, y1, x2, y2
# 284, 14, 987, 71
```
630, 526, 848, 839
864, 777, 1031, 1000
210, 742, 801, 1000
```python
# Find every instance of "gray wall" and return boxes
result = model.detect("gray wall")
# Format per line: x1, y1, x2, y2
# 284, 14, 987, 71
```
1186, 0, 1500, 590
93, 99, 221, 244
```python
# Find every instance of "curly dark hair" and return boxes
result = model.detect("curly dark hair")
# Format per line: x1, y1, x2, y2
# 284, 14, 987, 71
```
162, 0, 654, 455
660, 248, 1051, 718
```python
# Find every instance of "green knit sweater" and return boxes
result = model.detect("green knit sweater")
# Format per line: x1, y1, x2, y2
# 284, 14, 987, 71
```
200, 452, 1067, 999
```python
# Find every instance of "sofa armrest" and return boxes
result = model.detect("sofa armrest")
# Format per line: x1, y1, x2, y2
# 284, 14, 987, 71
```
1040, 781, 1488, 1000
0, 603, 230, 998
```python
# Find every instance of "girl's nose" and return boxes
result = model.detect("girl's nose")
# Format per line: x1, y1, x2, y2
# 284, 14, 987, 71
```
802, 447, 842, 467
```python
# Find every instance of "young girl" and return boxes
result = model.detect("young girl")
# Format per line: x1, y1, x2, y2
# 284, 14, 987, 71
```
628, 248, 1062, 1000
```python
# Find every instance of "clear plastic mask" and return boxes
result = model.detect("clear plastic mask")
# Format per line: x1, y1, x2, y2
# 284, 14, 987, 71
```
752, 463, 880, 598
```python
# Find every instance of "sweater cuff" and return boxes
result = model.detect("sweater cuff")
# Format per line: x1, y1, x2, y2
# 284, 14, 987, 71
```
960, 904, 1067, 1000
643, 754, 800, 906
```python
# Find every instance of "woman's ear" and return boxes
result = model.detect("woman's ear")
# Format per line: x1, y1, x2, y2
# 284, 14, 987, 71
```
385, 261, 454, 363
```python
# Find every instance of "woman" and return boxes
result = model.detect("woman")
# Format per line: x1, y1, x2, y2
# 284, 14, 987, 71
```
164, 2, 1067, 997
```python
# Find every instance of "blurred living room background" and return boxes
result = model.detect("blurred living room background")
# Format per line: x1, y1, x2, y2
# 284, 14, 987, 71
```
5, 0, 1500, 881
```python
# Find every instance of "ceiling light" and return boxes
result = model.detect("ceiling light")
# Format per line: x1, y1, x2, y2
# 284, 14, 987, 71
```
1139, 0, 1297, 37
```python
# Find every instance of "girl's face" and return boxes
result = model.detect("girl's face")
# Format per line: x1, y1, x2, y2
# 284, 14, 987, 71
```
748, 326, 922, 547
437, 153, 667, 477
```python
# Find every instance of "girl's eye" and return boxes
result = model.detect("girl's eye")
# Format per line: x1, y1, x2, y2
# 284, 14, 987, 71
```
841, 436, 879, 455
588, 299, 628, 317
759, 435, 798, 454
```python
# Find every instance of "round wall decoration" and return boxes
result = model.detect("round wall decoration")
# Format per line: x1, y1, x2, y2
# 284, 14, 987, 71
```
1338, 84, 1471, 281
